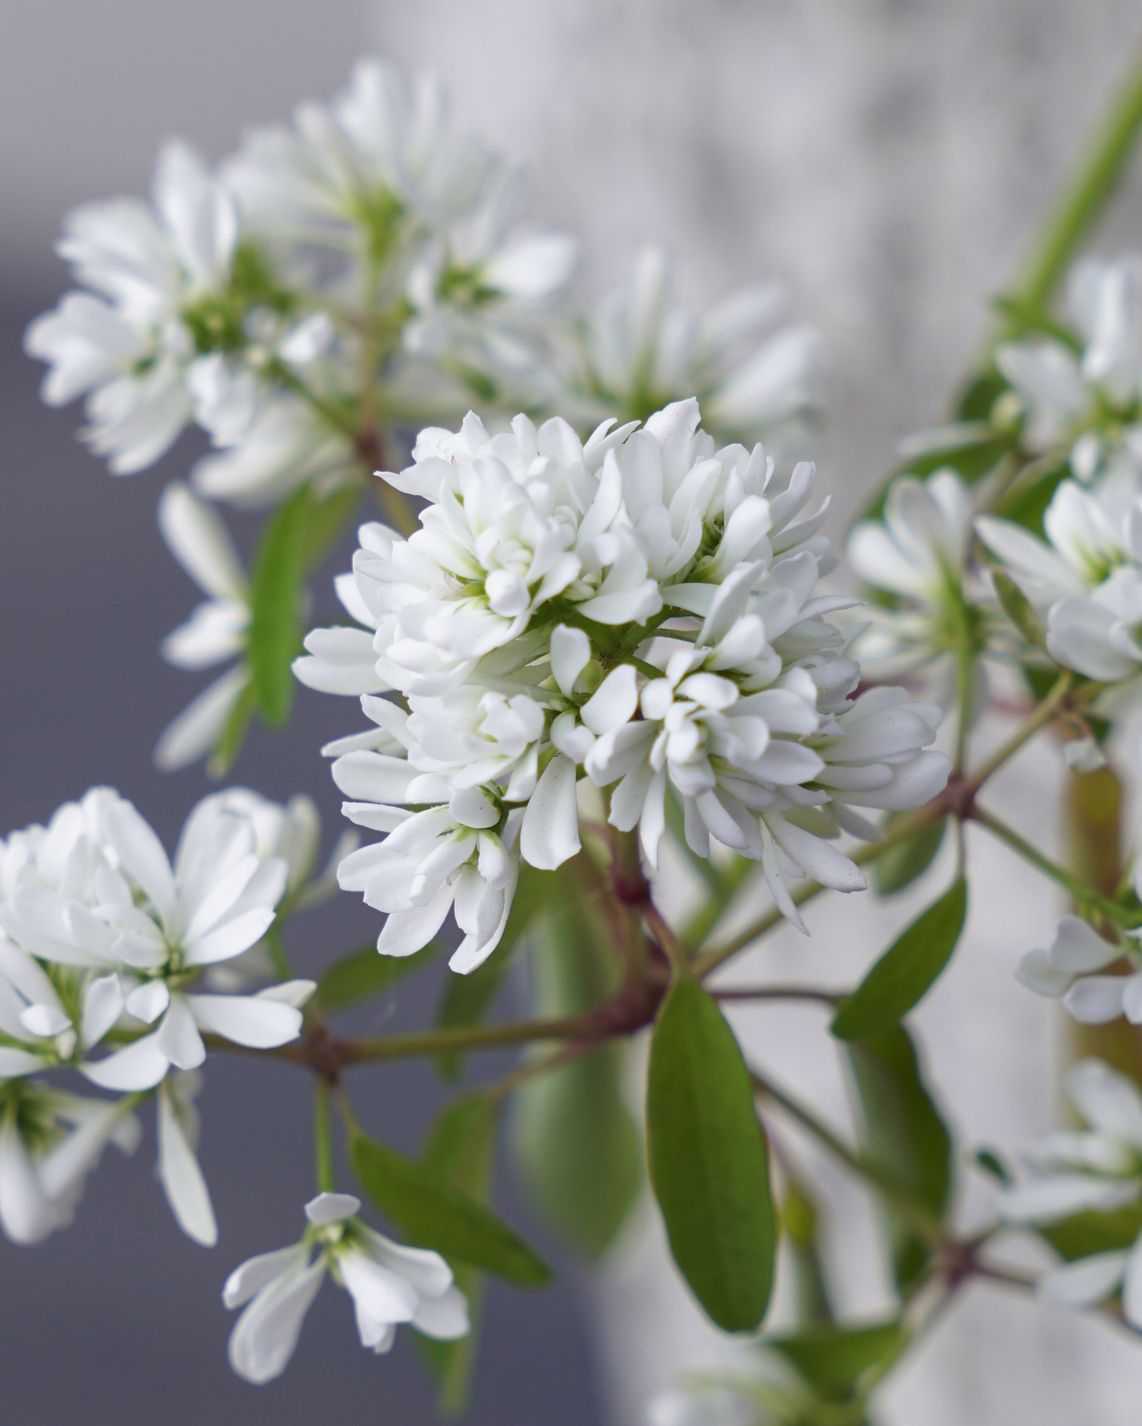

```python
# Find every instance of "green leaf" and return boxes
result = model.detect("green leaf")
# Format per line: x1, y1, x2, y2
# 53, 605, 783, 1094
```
767, 1318, 902, 1401
831, 881, 967, 1042
350, 1130, 551, 1287
247, 485, 312, 726
511, 888, 640, 1258
991, 570, 1046, 648
316, 942, 436, 1014
303, 482, 362, 569
207, 678, 255, 778
646, 977, 776, 1332
843, 1026, 953, 1291
873, 816, 947, 897
1041, 1202, 1142, 1263
417, 1097, 498, 1416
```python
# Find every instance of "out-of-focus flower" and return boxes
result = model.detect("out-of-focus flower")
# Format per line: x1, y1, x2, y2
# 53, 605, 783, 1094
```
565, 247, 823, 454
1001, 1059, 1142, 1327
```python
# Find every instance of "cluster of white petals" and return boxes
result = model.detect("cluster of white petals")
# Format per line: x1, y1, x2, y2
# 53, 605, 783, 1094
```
997, 255, 1142, 490
1001, 1059, 1142, 1327
224, 1192, 468, 1384
0, 787, 329, 1247
566, 246, 824, 456
979, 477, 1142, 685
298, 397, 949, 965
847, 468, 985, 705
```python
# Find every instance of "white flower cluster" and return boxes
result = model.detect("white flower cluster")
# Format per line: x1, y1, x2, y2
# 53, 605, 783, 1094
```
223, 1191, 468, 1384
297, 397, 949, 968
997, 255, 1142, 491
0, 787, 329, 1246
27, 60, 824, 514
25, 60, 577, 500
1002, 1059, 1142, 1328
979, 477, 1142, 686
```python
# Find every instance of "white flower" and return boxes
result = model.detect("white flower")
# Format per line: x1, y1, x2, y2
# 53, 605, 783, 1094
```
847, 469, 982, 703
154, 483, 251, 771
1016, 914, 1142, 1024
0, 1080, 138, 1245
0, 938, 122, 1078
997, 255, 1142, 490
157, 1072, 216, 1246
567, 247, 823, 455
979, 478, 1142, 683
300, 398, 948, 957
223, 1191, 468, 1385
26, 143, 299, 474
0, 789, 310, 1090
191, 387, 357, 508
334, 754, 519, 973
1001, 1059, 1142, 1327
648, 1384, 764, 1426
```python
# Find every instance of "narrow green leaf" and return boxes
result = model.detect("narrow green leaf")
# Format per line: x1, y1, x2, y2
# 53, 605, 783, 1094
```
1041, 1202, 1142, 1263
417, 1097, 498, 1416
512, 887, 640, 1258
247, 485, 312, 726
844, 1026, 953, 1291
767, 1319, 902, 1401
646, 978, 776, 1332
991, 570, 1046, 648
831, 881, 967, 1041
207, 679, 255, 778
303, 482, 362, 569
316, 942, 436, 1014
874, 815, 947, 897
350, 1131, 551, 1287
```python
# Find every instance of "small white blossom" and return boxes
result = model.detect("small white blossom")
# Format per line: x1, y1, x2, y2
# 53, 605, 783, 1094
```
566, 246, 823, 455
997, 255, 1142, 490
1016, 914, 1142, 1024
0, 789, 311, 1091
223, 1191, 468, 1384
1001, 1059, 1142, 1327
26, 143, 302, 474
0, 1080, 138, 1245
979, 478, 1142, 683
847, 469, 982, 703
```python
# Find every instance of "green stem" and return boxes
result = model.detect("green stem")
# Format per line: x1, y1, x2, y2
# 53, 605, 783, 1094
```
750, 1066, 945, 1249
1006, 51, 1142, 321
313, 1080, 335, 1193
966, 670, 1075, 786
972, 804, 1130, 923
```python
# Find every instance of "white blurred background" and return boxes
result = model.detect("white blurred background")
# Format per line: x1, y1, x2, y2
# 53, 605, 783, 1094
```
3, 3, 1142, 1422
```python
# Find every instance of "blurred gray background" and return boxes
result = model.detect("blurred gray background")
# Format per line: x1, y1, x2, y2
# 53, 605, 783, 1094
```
3, 2, 1142, 1423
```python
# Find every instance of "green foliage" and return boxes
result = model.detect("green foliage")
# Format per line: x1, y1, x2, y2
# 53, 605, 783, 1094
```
247, 485, 313, 726
767, 1318, 902, 1403
873, 816, 947, 897
991, 570, 1047, 648
832, 881, 967, 1041
417, 1097, 499, 1416
511, 901, 641, 1258
1041, 1202, 1142, 1262
207, 679, 255, 778
647, 977, 776, 1332
350, 1130, 551, 1287
843, 1026, 953, 1291
316, 942, 436, 1013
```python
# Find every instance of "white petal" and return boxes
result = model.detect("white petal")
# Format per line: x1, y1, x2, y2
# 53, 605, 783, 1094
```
158, 1082, 217, 1246
227, 1260, 325, 1385
1040, 1250, 1129, 1309
520, 755, 581, 871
